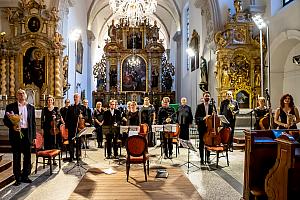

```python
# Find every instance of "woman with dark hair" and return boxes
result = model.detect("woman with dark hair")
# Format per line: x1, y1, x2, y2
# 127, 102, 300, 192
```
274, 94, 300, 129
41, 96, 60, 150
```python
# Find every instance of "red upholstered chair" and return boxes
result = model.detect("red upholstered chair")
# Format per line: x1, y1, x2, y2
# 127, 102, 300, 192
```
60, 124, 69, 158
34, 131, 61, 175
125, 135, 149, 182
204, 127, 231, 167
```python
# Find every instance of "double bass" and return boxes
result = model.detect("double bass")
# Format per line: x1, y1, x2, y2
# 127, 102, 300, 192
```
203, 98, 222, 146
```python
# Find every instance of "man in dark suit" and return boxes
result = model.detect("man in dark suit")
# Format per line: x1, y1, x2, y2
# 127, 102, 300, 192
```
220, 90, 239, 150
65, 93, 87, 162
157, 97, 176, 159
195, 91, 213, 164
102, 99, 121, 158
3, 89, 36, 186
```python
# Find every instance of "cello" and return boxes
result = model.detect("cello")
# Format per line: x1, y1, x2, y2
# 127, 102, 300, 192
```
203, 98, 222, 146
259, 89, 274, 129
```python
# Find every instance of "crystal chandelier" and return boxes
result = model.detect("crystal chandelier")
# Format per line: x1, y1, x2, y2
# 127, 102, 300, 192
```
109, 0, 157, 25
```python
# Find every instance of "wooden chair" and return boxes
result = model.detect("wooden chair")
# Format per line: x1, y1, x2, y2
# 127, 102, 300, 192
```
204, 127, 231, 167
125, 135, 150, 182
34, 131, 61, 175
60, 124, 69, 159
172, 124, 180, 157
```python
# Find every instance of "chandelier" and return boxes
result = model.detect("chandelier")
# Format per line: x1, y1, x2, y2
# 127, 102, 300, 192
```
109, 0, 157, 25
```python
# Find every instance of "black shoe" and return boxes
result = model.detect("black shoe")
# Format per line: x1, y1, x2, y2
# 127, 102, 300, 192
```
86, 146, 89, 149
69, 158, 74, 162
14, 181, 21, 186
164, 154, 168, 159
201, 160, 205, 165
207, 159, 211, 164
21, 177, 32, 183
169, 153, 173, 159
106, 155, 111, 159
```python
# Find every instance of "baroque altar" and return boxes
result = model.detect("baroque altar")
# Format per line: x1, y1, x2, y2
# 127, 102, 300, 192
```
0, 0, 67, 108
214, 2, 265, 109
93, 19, 175, 107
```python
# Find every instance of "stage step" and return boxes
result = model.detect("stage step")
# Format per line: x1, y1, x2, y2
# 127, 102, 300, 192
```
0, 155, 14, 189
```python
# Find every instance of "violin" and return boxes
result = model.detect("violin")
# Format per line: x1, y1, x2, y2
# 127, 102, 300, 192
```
77, 111, 85, 131
203, 98, 222, 146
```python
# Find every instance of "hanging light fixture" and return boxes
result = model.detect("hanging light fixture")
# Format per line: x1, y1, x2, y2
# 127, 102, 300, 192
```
109, 0, 157, 26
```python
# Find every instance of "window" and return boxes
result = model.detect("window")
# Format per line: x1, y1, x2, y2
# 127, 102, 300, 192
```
186, 7, 190, 70
283, 0, 294, 6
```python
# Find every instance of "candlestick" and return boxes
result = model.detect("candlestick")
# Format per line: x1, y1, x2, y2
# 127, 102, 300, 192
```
5, 95, 7, 100
43, 94, 46, 100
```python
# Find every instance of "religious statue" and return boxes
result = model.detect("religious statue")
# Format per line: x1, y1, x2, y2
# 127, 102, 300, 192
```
234, 0, 242, 13
53, 32, 62, 49
254, 69, 261, 86
108, 20, 116, 41
152, 20, 159, 41
199, 56, 208, 91
222, 65, 231, 87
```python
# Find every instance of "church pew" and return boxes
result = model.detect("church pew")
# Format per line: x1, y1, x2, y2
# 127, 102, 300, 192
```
265, 132, 300, 200
242, 129, 278, 200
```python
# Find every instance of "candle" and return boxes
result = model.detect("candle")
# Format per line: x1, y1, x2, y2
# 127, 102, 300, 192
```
5, 95, 7, 100
43, 94, 46, 100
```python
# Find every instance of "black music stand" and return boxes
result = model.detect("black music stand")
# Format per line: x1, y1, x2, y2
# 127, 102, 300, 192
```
66, 126, 87, 176
179, 139, 200, 173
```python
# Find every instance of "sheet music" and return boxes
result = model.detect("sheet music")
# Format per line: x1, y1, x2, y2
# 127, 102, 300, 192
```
152, 124, 177, 132
179, 139, 197, 152
78, 127, 95, 137
120, 125, 140, 133
218, 115, 230, 124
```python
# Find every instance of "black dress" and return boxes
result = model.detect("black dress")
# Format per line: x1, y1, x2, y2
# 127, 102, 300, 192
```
278, 107, 297, 129
93, 108, 105, 146
41, 107, 60, 149
176, 105, 193, 140
140, 105, 156, 146
254, 106, 269, 130
127, 111, 140, 126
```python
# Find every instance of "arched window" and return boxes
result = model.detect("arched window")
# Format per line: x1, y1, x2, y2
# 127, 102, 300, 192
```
283, 0, 294, 6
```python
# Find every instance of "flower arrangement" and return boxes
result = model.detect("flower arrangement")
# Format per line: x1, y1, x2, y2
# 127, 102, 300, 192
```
6, 112, 24, 139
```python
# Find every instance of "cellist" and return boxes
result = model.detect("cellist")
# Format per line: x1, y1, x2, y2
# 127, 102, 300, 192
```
41, 96, 60, 151
195, 91, 213, 165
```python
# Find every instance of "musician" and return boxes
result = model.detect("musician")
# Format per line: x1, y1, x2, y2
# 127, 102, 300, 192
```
254, 97, 269, 130
274, 94, 300, 129
60, 99, 70, 124
140, 97, 156, 146
126, 101, 140, 126
220, 90, 239, 150
176, 97, 193, 140
65, 93, 87, 162
157, 97, 176, 159
3, 89, 36, 185
41, 96, 60, 150
102, 100, 122, 158
82, 99, 92, 149
93, 101, 105, 148
195, 91, 213, 164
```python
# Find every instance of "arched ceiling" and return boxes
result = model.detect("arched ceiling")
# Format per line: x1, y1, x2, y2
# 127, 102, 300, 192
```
87, 0, 182, 49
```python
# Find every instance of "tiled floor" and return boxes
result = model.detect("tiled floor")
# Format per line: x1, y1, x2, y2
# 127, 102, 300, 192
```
0, 140, 244, 200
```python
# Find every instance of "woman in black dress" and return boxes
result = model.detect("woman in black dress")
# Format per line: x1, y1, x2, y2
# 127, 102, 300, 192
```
254, 97, 269, 130
41, 96, 60, 150
93, 101, 105, 148
274, 94, 300, 129
127, 101, 139, 126
140, 97, 156, 146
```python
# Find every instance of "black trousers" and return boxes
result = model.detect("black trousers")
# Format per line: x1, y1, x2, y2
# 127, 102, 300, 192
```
106, 133, 120, 157
179, 124, 189, 140
198, 128, 210, 162
10, 128, 31, 181
162, 133, 173, 156
95, 127, 103, 145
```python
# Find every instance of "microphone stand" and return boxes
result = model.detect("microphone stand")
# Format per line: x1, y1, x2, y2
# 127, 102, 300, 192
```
67, 114, 87, 176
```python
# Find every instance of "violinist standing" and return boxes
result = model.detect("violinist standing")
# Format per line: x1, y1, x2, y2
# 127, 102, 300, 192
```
220, 91, 239, 150
254, 97, 269, 130
140, 97, 156, 146
82, 99, 92, 149
157, 97, 176, 159
195, 91, 213, 164
176, 97, 193, 140
41, 96, 60, 150
60, 99, 70, 124
93, 101, 105, 148
274, 94, 300, 129
102, 100, 122, 158
65, 93, 87, 162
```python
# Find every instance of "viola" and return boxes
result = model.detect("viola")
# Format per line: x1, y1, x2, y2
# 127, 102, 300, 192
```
50, 116, 59, 135
77, 112, 85, 131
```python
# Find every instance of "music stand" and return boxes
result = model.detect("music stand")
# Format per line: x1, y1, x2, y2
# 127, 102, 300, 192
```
80, 127, 95, 158
66, 125, 87, 176
179, 139, 200, 173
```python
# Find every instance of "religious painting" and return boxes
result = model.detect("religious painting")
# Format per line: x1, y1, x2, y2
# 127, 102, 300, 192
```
23, 47, 45, 89
236, 90, 250, 108
127, 31, 142, 49
27, 16, 41, 32
76, 38, 83, 74
122, 55, 146, 91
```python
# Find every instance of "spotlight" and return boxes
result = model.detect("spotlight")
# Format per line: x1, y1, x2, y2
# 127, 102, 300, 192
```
293, 55, 300, 65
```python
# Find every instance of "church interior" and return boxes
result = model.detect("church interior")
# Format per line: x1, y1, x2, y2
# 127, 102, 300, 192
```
1, 0, 300, 199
